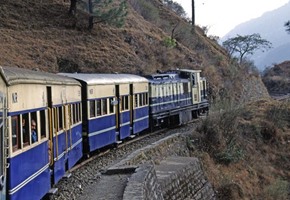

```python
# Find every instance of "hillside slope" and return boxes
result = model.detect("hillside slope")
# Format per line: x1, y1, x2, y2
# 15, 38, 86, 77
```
262, 61, 290, 94
0, 0, 269, 102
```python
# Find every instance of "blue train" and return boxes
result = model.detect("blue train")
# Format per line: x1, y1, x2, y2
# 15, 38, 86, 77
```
0, 66, 208, 200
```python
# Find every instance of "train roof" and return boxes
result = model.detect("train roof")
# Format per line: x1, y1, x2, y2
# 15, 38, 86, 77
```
146, 72, 187, 84
146, 69, 202, 84
59, 73, 148, 85
178, 69, 201, 73
0, 66, 80, 86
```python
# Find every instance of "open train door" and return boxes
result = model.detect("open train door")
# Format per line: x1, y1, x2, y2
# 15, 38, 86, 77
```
129, 84, 134, 134
114, 85, 121, 142
0, 92, 6, 200
46, 86, 55, 186
190, 71, 201, 104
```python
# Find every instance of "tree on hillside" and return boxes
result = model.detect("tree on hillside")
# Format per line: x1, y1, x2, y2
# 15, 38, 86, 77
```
163, 0, 187, 18
192, 0, 195, 28
69, 0, 127, 29
69, 0, 77, 15
222, 34, 272, 64
285, 20, 290, 34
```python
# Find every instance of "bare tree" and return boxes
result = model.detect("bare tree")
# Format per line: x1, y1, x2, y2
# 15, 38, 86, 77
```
192, 0, 195, 28
222, 34, 272, 64
285, 20, 290, 34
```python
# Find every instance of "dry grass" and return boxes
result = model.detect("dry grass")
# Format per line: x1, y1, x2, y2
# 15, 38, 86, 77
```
0, 0, 270, 103
262, 61, 290, 94
195, 99, 290, 199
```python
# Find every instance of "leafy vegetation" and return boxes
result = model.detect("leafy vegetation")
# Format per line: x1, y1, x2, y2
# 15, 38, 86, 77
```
70, 0, 127, 29
264, 178, 289, 199
163, 37, 176, 48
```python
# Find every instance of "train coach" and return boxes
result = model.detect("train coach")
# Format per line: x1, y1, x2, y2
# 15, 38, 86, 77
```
0, 66, 208, 200
59, 73, 149, 154
0, 66, 83, 200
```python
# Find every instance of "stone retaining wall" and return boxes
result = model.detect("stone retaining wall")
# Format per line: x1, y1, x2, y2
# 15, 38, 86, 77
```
155, 157, 215, 200
108, 132, 216, 200
123, 163, 164, 200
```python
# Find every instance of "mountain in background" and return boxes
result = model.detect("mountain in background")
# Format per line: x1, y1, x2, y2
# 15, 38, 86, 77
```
222, 1, 290, 71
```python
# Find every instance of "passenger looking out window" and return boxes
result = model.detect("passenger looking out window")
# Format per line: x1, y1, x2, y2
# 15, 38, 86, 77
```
31, 120, 37, 143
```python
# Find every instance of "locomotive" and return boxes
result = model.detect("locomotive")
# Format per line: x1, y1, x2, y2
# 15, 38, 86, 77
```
0, 66, 208, 200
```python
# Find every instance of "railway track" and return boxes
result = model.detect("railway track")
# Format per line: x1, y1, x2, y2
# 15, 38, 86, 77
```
46, 120, 200, 200
271, 93, 290, 101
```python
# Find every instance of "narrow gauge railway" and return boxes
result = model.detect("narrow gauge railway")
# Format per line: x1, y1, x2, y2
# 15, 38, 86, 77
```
0, 66, 208, 200
271, 93, 290, 101
48, 121, 200, 200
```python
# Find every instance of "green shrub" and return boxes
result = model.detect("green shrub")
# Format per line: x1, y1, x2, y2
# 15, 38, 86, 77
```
264, 178, 289, 199
163, 37, 176, 48
266, 103, 290, 129
197, 102, 246, 164
215, 138, 244, 165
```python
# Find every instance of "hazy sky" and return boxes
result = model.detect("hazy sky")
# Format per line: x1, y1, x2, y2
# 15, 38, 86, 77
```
174, 0, 289, 37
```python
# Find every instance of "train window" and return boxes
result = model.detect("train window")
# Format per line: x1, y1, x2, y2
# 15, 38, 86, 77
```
154, 85, 157, 97
72, 103, 81, 123
76, 103, 82, 122
63, 106, 67, 127
168, 85, 171, 96
53, 108, 58, 132
144, 93, 148, 105
109, 98, 114, 114
165, 86, 168, 97
134, 94, 138, 108
22, 113, 29, 146
76, 103, 81, 122
192, 74, 196, 86
122, 96, 129, 111
139, 94, 143, 106
159, 86, 162, 97
121, 96, 124, 111
183, 83, 189, 94
58, 107, 63, 130
40, 110, 46, 139
72, 104, 76, 124
12, 116, 21, 151
142, 93, 145, 105
31, 112, 38, 143
96, 99, 101, 116
102, 99, 107, 115
125, 96, 129, 110
90, 100, 96, 118
180, 83, 183, 94
182, 83, 188, 94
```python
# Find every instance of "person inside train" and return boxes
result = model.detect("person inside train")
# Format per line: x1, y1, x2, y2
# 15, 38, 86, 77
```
22, 119, 26, 134
31, 119, 37, 143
